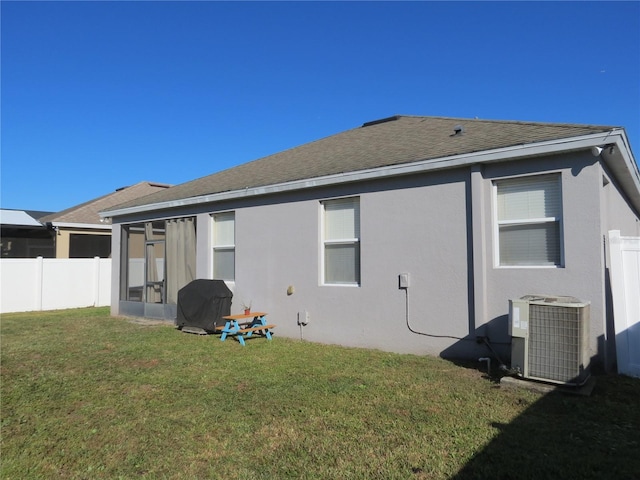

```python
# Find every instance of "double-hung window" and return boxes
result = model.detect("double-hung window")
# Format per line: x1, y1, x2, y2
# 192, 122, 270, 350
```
322, 197, 360, 285
212, 212, 235, 281
495, 174, 563, 267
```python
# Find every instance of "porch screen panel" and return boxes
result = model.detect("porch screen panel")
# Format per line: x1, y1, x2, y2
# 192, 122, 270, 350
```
125, 225, 145, 301
145, 223, 164, 303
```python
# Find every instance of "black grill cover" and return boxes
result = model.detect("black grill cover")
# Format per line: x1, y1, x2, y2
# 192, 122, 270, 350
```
176, 279, 233, 332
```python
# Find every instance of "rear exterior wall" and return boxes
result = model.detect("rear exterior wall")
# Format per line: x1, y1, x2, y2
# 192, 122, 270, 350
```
196, 167, 472, 357
480, 152, 607, 364
110, 150, 639, 364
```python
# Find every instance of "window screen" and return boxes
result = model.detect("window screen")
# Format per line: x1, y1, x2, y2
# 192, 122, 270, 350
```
323, 197, 360, 284
69, 234, 111, 258
213, 212, 235, 281
496, 174, 562, 266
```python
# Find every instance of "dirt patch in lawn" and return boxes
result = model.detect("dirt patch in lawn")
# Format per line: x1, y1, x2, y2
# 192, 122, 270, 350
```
123, 317, 174, 327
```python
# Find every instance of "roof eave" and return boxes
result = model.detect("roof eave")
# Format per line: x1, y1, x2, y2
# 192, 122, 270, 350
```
101, 129, 638, 218
602, 131, 640, 213
50, 222, 112, 230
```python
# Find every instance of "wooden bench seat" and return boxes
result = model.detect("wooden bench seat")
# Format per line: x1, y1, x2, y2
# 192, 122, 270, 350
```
237, 324, 276, 333
214, 323, 274, 331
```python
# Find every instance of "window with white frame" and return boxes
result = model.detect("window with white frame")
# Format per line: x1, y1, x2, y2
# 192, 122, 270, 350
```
495, 174, 563, 267
212, 212, 235, 281
322, 197, 360, 285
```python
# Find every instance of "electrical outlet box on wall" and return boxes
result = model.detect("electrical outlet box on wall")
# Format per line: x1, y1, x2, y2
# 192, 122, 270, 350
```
297, 311, 310, 326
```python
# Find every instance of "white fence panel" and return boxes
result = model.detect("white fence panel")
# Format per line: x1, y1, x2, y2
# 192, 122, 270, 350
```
97, 259, 111, 306
0, 257, 111, 314
0, 258, 42, 313
608, 230, 640, 378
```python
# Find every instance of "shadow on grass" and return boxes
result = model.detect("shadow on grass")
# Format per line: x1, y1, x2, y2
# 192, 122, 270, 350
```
447, 368, 640, 480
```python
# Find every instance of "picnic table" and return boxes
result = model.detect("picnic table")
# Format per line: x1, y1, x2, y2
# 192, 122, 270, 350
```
217, 312, 275, 346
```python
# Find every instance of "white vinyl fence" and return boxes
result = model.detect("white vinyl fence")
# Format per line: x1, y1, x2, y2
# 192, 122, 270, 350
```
608, 231, 640, 378
0, 257, 111, 314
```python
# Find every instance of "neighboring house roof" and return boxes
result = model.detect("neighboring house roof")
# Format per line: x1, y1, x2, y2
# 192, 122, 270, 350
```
102, 115, 639, 216
0, 209, 53, 228
40, 181, 171, 227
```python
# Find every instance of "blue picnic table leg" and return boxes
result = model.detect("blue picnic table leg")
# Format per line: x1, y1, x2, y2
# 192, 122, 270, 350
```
245, 316, 272, 341
220, 320, 241, 343
220, 321, 231, 341
244, 316, 262, 339
231, 320, 246, 346
258, 315, 273, 340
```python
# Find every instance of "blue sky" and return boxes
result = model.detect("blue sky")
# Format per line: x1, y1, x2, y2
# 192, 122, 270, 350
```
2, 1, 639, 212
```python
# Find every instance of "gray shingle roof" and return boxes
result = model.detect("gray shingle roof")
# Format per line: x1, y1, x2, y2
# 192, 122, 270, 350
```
110, 115, 616, 211
39, 182, 171, 225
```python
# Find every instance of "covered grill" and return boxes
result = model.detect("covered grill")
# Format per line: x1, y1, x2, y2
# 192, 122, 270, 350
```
176, 279, 233, 332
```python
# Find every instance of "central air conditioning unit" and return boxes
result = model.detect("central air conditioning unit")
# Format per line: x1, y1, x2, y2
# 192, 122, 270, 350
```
509, 295, 590, 386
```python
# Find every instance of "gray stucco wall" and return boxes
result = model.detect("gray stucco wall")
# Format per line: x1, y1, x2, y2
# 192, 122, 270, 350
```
229, 169, 472, 356
109, 150, 639, 366
480, 152, 640, 367
599, 160, 640, 369
479, 154, 603, 364
600, 162, 640, 237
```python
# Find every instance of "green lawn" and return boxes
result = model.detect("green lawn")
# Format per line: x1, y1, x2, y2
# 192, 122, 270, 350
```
2, 307, 639, 479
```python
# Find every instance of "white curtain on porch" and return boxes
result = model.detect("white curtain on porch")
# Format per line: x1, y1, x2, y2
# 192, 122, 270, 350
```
166, 217, 196, 305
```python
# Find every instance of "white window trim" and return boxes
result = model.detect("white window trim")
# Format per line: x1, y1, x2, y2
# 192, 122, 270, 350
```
320, 197, 361, 286
211, 211, 236, 282
492, 174, 565, 269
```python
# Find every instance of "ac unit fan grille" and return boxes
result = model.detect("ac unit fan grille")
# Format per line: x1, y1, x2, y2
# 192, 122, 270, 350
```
528, 304, 584, 383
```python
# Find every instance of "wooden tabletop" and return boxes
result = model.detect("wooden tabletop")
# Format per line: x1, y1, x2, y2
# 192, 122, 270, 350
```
222, 312, 267, 321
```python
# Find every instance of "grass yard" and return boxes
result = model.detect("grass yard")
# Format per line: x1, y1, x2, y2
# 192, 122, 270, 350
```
1, 308, 639, 479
